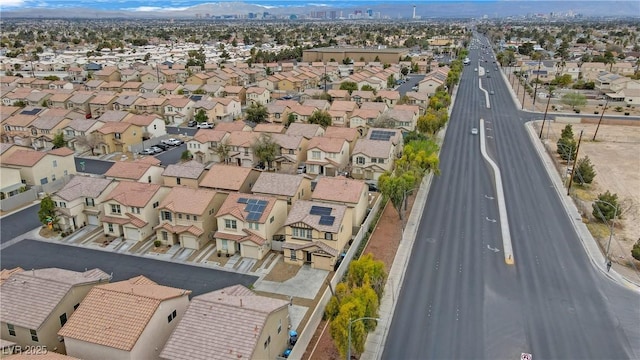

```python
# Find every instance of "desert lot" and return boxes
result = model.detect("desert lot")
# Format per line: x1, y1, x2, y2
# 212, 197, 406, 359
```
538, 119, 640, 272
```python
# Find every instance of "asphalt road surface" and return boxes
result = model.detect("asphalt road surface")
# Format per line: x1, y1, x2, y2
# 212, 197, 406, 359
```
382, 35, 639, 359
397, 74, 425, 96
74, 157, 114, 175
0, 204, 40, 242
167, 125, 197, 137
1, 240, 257, 296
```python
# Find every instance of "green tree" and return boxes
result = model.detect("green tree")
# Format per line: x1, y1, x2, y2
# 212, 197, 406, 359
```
194, 109, 208, 124
180, 150, 192, 161
561, 92, 587, 110
557, 136, 577, 162
573, 156, 596, 185
553, 74, 573, 87
43, 75, 60, 81
632, 240, 640, 261
330, 300, 365, 359
378, 171, 416, 220
75, 134, 101, 155
592, 191, 620, 222
52, 133, 67, 149
342, 57, 352, 65
360, 84, 376, 94
397, 95, 410, 105
286, 113, 296, 127
347, 254, 387, 297
12, 100, 27, 107
560, 124, 574, 140
386, 74, 396, 88
308, 110, 332, 128
38, 195, 57, 227
339, 81, 358, 94
245, 103, 268, 123
214, 139, 232, 164
251, 134, 279, 170
401, 67, 409, 76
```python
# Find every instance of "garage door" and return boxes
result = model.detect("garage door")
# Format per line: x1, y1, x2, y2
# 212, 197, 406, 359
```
124, 227, 139, 241
87, 215, 99, 226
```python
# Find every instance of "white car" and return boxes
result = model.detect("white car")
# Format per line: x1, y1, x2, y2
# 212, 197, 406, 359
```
471, 128, 478, 135
162, 138, 183, 146
196, 122, 214, 129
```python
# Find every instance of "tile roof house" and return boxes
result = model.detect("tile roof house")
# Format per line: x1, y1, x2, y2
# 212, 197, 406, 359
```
199, 164, 260, 194
364, 127, 403, 157
214, 192, 286, 259
282, 200, 351, 271
100, 181, 170, 242
351, 139, 395, 182
96, 121, 142, 155
58, 276, 191, 360
1, 147, 76, 187
251, 172, 312, 209
161, 160, 206, 188
245, 86, 271, 106
163, 97, 195, 126
52, 175, 118, 232
187, 129, 230, 165
61, 119, 104, 153
226, 131, 261, 168
0, 268, 110, 355
285, 122, 324, 139
123, 114, 166, 139
155, 187, 226, 250
270, 133, 308, 172
103, 160, 164, 184
312, 176, 369, 233
160, 285, 290, 360
305, 137, 350, 177
324, 126, 360, 154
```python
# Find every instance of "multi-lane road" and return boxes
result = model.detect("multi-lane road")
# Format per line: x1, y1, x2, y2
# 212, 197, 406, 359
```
382, 35, 639, 359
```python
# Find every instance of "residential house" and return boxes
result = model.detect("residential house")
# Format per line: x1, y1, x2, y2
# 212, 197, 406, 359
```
282, 200, 351, 271
52, 175, 118, 232
348, 108, 382, 134
97, 110, 129, 123
185, 73, 211, 86
121, 81, 143, 92
312, 176, 368, 233
100, 181, 170, 241
93, 67, 121, 82
213, 97, 242, 122
285, 122, 325, 139
223, 86, 246, 105
58, 276, 191, 360
87, 94, 116, 119
327, 89, 350, 101
160, 285, 290, 360
288, 104, 317, 123
328, 110, 348, 127
214, 192, 286, 259
163, 97, 194, 126
47, 92, 74, 109
67, 93, 94, 117
418, 71, 446, 96
27, 109, 73, 150
302, 99, 330, 112
266, 103, 290, 123
62, 118, 104, 153
0, 166, 23, 200
161, 161, 206, 189
305, 137, 350, 176
112, 94, 139, 112
104, 160, 164, 184
1, 147, 76, 186
67, 66, 86, 83
271, 134, 308, 172
246, 86, 271, 106
99, 81, 124, 93
580, 62, 608, 81
132, 96, 167, 117
377, 90, 400, 107
351, 139, 394, 182
0, 268, 110, 355
83, 80, 104, 92
214, 120, 252, 132
1, 112, 39, 146
120, 70, 141, 82
323, 126, 360, 155
350, 91, 376, 104
385, 107, 418, 132
123, 114, 166, 139
187, 129, 230, 165
25, 91, 52, 107
96, 121, 142, 155
155, 187, 226, 250
227, 131, 261, 168
158, 83, 183, 96
364, 127, 403, 156
199, 164, 260, 194
252, 172, 312, 209
254, 123, 285, 134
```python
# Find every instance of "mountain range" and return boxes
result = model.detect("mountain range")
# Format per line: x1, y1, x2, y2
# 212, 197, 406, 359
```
2, 1, 639, 19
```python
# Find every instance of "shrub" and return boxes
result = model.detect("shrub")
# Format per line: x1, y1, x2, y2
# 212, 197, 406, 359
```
632, 240, 640, 261
154, 239, 161, 247
615, 106, 623, 112
594, 111, 599, 114
624, 112, 630, 116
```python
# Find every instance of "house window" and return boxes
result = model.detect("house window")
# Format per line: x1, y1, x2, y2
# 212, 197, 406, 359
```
290, 250, 297, 261
193, 216, 197, 221
52, 160, 58, 168
52, 174, 56, 181
64, 170, 68, 176
325, 232, 333, 240
356, 156, 365, 165
111, 204, 121, 214
312, 151, 321, 159
167, 309, 177, 323
59, 202, 66, 208
108, 223, 114, 232
264, 335, 271, 349
270, 216, 274, 224
130, 207, 140, 214
162, 211, 172, 221
176, 177, 181, 185
162, 231, 168, 241
30, 329, 38, 342
249, 222, 259, 230
7, 324, 15, 336
225, 219, 237, 229
148, 176, 152, 183
40, 177, 48, 185
292, 227, 312, 240
244, 148, 249, 156
186, 215, 190, 220
178, 214, 182, 219
114, 133, 121, 139
60, 313, 67, 326
278, 319, 282, 334
153, 201, 159, 208
289, 149, 295, 155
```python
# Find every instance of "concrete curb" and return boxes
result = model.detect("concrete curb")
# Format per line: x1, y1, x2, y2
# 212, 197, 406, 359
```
524, 121, 640, 291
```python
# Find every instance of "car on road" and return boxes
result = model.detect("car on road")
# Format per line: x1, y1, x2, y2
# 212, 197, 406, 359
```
153, 143, 169, 151
282, 95, 293, 100
187, 120, 197, 127
162, 138, 183, 146
196, 122, 214, 129
490, 90, 495, 95
474, 68, 477, 72
139, 148, 156, 155
150, 146, 164, 154
471, 128, 479, 135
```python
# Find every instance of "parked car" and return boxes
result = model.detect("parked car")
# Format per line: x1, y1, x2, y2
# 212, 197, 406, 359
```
153, 143, 169, 151
196, 122, 214, 129
150, 146, 164, 154
139, 148, 155, 155
162, 138, 183, 146
187, 120, 197, 127
296, 163, 306, 174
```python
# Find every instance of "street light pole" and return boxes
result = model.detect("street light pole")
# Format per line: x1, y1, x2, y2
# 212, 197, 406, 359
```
594, 199, 618, 271
347, 317, 380, 360
567, 129, 584, 195
592, 98, 609, 141
521, 73, 526, 110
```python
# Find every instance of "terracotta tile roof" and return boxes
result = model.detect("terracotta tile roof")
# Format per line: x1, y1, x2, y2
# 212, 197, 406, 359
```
312, 176, 366, 204
48, 147, 74, 156
289, 104, 316, 116
124, 114, 160, 126
252, 172, 304, 197
216, 192, 277, 224
214, 121, 248, 132
89, 94, 116, 105
155, 223, 204, 237
98, 110, 130, 122
324, 126, 359, 141
55, 175, 113, 202
254, 123, 285, 134
1, 268, 110, 330
282, 240, 339, 257
245, 86, 267, 94
0, 267, 23, 284
284, 200, 346, 233
103, 181, 162, 207
199, 164, 255, 192
65, 118, 100, 132
270, 133, 303, 150
227, 131, 260, 147
104, 161, 153, 180
394, 104, 420, 115
359, 102, 387, 112
58, 276, 190, 352
4, 114, 38, 127
162, 160, 205, 179
286, 123, 322, 138
302, 99, 330, 110
160, 285, 288, 360
2, 149, 47, 167
307, 136, 346, 153
97, 121, 132, 134
158, 187, 217, 215
353, 139, 392, 158
136, 156, 162, 166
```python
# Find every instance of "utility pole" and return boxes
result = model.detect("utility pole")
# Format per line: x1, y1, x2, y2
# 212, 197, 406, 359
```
532, 56, 542, 107
592, 98, 609, 141
521, 73, 526, 110
539, 91, 553, 139
567, 129, 584, 195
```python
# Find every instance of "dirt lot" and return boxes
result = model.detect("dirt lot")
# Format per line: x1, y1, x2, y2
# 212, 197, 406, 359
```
538, 120, 640, 272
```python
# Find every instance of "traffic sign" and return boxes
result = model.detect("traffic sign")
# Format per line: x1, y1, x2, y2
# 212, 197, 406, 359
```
521, 353, 532, 360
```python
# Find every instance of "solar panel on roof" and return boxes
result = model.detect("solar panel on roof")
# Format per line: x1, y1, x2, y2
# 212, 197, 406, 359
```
310, 206, 332, 216
237, 198, 249, 204
20, 108, 42, 116
247, 212, 261, 221
255, 204, 265, 213
256, 200, 268, 206
319, 215, 335, 226
248, 199, 259, 205
369, 130, 394, 141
